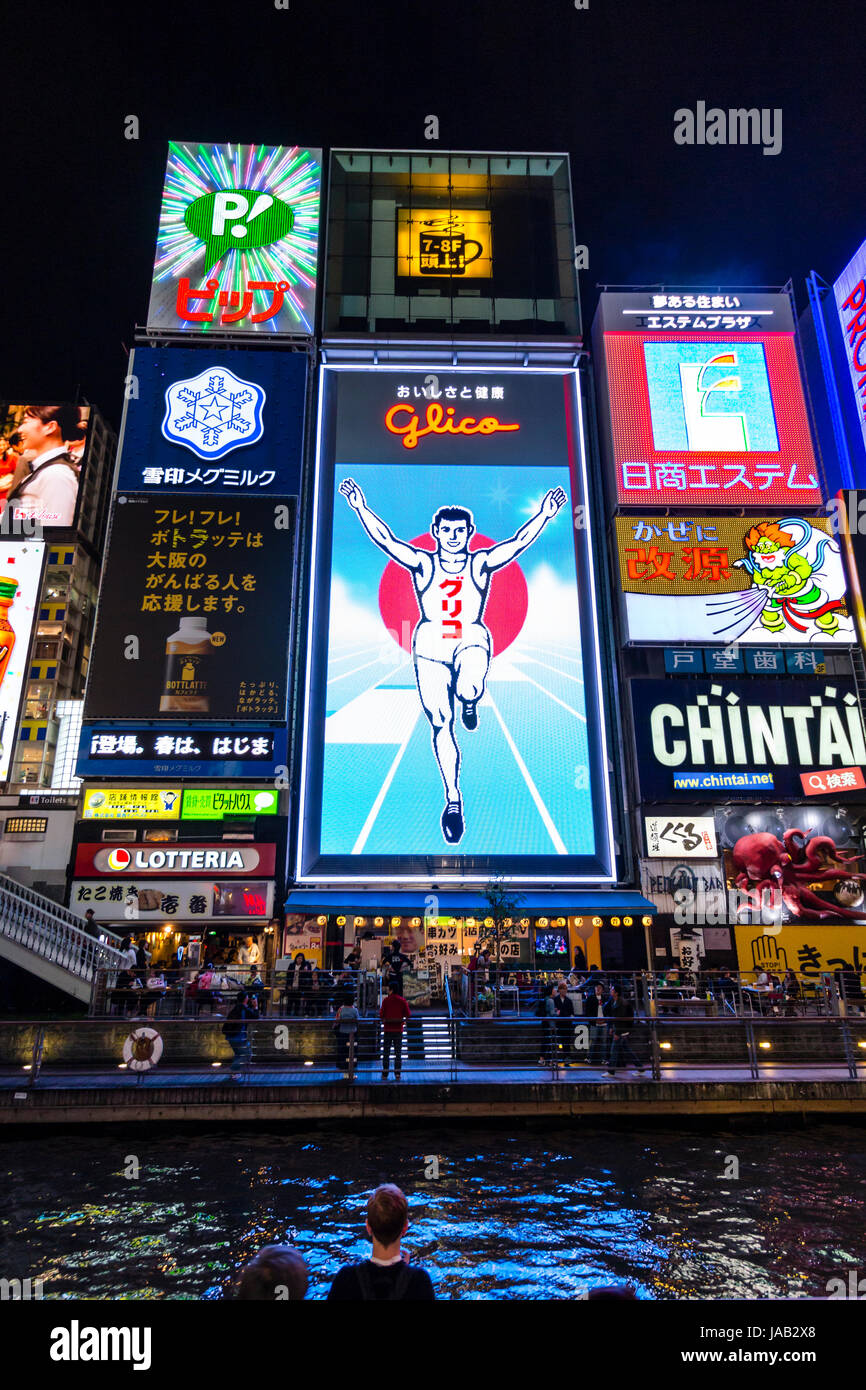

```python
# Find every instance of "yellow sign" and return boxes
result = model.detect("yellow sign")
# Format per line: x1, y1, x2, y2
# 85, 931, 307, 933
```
735, 923, 866, 978
396, 208, 492, 279
81, 788, 182, 820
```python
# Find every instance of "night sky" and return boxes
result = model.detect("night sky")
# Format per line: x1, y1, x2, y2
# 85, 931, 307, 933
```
2, 0, 863, 431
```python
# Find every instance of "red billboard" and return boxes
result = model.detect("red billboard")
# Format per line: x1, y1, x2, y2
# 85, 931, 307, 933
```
73, 842, 276, 877
600, 331, 821, 508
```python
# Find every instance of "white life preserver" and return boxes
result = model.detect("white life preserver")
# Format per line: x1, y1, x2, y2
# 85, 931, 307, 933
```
122, 1027, 163, 1072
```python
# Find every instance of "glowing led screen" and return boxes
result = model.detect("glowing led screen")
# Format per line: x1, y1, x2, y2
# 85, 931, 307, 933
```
146, 141, 321, 336
615, 514, 854, 645
297, 367, 615, 883
601, 332, 821, 507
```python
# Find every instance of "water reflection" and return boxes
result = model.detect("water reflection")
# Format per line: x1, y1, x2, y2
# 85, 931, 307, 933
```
1, 1126, 864, 1300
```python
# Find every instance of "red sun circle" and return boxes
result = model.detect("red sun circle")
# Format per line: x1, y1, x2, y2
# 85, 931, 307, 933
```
378, 534, 529, 657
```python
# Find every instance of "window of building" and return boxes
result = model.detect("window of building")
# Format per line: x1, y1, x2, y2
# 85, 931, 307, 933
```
324, 149, 579, 337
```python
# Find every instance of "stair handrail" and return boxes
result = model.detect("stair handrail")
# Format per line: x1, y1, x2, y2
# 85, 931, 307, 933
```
0, 873, 127, 983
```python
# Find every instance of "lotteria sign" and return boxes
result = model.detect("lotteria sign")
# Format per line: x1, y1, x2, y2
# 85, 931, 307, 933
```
630, 678, 866, 800
74, 842, 276, 877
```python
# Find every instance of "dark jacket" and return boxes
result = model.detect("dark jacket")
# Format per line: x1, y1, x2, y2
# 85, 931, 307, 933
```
554, 993, 575, 1018
604, 996, 634, 1036
223, 1001, 253, 1040
583, 992, 605, 1019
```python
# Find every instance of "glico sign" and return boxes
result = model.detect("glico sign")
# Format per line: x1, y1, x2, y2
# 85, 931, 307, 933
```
297, 365, 616, 884
384, 403, 520, 450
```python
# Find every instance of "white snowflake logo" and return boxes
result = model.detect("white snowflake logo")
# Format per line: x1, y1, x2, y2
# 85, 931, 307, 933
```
161, 366, 266, 460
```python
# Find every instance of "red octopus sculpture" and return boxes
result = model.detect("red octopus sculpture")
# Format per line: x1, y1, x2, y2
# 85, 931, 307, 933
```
731, 829, 866, 920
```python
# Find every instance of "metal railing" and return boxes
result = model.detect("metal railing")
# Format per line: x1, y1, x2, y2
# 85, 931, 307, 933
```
2, 1010, 864, 1088
89, 965, 380, 1019
0, 874, 126, 988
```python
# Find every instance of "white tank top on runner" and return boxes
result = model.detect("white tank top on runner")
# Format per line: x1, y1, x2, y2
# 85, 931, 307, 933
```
413, 552, 492, 664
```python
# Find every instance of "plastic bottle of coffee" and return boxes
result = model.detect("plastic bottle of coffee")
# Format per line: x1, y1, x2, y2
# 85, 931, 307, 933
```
0, 576, 17, 692
159, 615, 212, 712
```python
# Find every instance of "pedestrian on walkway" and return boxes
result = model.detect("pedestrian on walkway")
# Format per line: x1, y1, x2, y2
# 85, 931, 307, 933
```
536, 984, 556, 1066
223, 992, 254, 1077
380, 981, 411, 1080
554, 980, 575, 1066
327, 1185, 435, 1300
605, 985, 645, 1077
583, 981, 609, 1067
334, 997, 360, 1074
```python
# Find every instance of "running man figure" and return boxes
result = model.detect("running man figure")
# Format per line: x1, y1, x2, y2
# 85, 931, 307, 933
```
339, 478, 566, 844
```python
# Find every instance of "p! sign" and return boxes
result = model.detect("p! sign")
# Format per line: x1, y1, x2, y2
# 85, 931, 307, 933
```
184, 189, 294, 272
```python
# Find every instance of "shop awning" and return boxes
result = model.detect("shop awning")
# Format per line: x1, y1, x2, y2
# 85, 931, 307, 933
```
285, 891, 655, 915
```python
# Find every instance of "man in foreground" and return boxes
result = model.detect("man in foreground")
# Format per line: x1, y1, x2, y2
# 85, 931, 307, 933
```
328, 1185, 435, 1300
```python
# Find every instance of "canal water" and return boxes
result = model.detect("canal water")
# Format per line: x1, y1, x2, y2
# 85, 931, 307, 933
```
2, 1124, 864, 1300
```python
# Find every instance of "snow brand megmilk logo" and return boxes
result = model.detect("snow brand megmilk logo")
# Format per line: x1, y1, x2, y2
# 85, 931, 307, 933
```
162, 367, 266, 461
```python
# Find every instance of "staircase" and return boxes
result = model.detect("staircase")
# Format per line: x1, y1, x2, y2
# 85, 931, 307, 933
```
418, 1014, 455, 1066
0, 874, 127, 1004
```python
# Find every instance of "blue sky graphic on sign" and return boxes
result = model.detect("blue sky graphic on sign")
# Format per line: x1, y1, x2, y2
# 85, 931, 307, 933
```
643, 341, 780, 452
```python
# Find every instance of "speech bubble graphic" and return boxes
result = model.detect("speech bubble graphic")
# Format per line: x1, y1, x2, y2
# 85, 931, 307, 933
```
184, 188, 294, 271
254, 791, 277, 811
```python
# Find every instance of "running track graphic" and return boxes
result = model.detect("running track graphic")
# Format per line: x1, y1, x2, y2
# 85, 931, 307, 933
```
319, 639, 596, 857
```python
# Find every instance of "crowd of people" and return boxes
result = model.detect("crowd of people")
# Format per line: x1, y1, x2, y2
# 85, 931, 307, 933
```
232, 1183, 636, 1301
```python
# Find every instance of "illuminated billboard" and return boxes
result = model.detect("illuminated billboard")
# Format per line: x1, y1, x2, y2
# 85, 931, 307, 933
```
146, 141, 321, 336
395, 209, 492, 279
0, 404, 90, 530
70, 879, 274, 921
115, 348, 307, 495
77, 725, 287, 779
615, 514, 853, 644
0, 542, 44, 783
297, 366, 615, 884
630, 677, 866, 801
81, 787, 181, 820
833, 238, 866, 456
84, 496, 294, 723
593, 292, 821, 508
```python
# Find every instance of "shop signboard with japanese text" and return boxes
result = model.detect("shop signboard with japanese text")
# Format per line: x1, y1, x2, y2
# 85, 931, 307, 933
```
70, 878, 274, 921
181, 787, 279, 819
592, 291, 821, 509
735, 923, 866, 981
81, 787, 181, 820
83, 497, 294, 723
0, 542, 43, 784
615, 514, 853, 645
115, 348, 307, 496
76, 726, 288, 780
630, 678, 866, 801
297, 366, 615, 883
147, 141, 321, 336
833, 239, 866, 457
0, 404, 91, 532
644, 815, 717, 858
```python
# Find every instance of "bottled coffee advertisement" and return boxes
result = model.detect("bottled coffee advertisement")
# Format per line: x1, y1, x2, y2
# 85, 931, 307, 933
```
84, 495, 293, 720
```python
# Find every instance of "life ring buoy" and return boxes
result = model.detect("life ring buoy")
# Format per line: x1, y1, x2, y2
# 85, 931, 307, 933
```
122, 1027, 163, 1071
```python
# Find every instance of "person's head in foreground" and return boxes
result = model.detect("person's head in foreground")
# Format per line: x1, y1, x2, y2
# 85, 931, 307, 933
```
366, 1183, 409, 1256
237, 1244, 309, 1300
